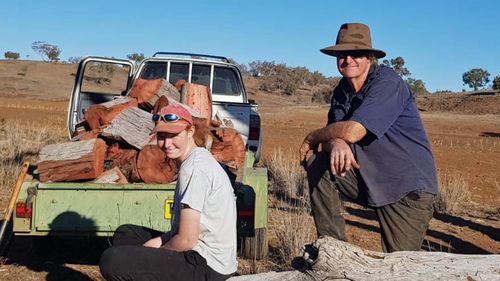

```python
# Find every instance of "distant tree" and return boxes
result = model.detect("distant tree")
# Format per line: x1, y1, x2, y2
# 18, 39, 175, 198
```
31, 41, 61, 62
127, 53, 145, 62
492, 75, 500, 90
406, 78, 428, 96
462, 68, 490, 91
4, 51, 20, 60
68, 56, 82, 64
228, 58, 249, 75
382, 56, 411, 78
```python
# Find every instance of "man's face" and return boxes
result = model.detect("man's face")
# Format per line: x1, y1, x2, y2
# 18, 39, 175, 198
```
336, 52, 371, 79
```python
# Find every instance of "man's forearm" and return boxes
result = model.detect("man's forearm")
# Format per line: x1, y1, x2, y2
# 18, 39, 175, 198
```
307, 121, 366, 146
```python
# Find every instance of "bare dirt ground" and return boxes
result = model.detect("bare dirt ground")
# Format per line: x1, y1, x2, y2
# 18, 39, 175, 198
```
0, 60, 499, 280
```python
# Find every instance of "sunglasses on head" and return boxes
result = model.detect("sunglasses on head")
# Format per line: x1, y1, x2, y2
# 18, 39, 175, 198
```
152, 113, 183, 123
337, 51, 369, 59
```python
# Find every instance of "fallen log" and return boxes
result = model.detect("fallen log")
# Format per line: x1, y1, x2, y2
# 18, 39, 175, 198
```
101, 107, 155, 150
229, 236, 500, 281
37, 139, 107, 182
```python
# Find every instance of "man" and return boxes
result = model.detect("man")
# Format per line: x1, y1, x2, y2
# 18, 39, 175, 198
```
299, 23, 438, 252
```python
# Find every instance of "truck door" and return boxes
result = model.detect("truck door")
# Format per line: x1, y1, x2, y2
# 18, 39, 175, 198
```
67, 57, 135, 138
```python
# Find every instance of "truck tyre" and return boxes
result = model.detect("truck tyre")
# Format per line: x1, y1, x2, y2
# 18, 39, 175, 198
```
241, 228, 268, 260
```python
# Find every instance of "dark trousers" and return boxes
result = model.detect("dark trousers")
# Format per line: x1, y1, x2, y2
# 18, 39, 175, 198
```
306, 153, 435, 252
99, 224, 232, 281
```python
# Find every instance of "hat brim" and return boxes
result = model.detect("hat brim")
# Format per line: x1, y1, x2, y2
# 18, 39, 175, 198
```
321, 44, 386, 58
153, 121, 189, 134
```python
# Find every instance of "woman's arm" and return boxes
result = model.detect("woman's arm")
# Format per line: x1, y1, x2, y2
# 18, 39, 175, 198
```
162, 205, 200, 252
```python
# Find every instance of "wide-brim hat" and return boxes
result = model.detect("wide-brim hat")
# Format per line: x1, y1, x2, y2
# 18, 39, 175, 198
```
320, 23, 386, 58
153, 104, 193, 134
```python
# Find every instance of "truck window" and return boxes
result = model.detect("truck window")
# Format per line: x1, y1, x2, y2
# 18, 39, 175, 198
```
81, 61, 130, 95
169, 63, 189, 85
139, 62, 167, 80
191, 64, 210, 87
213, 66, 242, 96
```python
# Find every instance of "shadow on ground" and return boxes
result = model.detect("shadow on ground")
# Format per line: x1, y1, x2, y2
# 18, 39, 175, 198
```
345, 206, 498, 254
2, 211, 109, 281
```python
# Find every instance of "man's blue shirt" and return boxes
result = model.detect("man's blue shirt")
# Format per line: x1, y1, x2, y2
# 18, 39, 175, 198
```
328, 64, 438, 207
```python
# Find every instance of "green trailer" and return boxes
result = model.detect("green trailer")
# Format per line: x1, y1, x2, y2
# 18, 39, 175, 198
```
10, 151, 268, 259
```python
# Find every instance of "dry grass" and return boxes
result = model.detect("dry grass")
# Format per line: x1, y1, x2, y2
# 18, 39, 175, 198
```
434, 171, 472, 215
0, 118, 66, 211
265, 148, 315, 269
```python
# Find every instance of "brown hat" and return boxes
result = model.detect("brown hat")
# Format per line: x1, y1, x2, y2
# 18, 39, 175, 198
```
321, 23, 386, 58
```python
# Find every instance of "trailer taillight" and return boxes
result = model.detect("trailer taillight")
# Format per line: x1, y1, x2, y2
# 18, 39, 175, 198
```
16, 202, 32, 218
249, 115, 260, 141
238, 210, 253, 218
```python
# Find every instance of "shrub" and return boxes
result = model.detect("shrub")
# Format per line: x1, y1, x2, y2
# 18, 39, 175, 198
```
311, 84, 334, 104
127, 52, 145, 62
265, 148, 314, 268
68, 56, 82, 64
434, 172, 472, 215
493, 75, 500, 90
4, 51, 20, 60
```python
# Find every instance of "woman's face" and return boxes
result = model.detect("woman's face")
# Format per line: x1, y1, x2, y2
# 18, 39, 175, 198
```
157, 127, 195, 162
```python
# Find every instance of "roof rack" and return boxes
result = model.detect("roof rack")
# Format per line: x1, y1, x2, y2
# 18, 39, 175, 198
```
152, 52, 230, 63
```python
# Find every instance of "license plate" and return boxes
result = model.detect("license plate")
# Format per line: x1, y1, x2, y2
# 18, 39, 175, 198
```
164, 199, 174, 219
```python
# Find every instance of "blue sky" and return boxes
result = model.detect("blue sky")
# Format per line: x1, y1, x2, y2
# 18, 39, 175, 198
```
1, 0, 499, 92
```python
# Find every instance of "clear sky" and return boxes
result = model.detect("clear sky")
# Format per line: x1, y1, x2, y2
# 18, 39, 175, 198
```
1, 0, 499, 92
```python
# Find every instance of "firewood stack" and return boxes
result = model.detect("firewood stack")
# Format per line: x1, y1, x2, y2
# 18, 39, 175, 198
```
36, 79, 246, 184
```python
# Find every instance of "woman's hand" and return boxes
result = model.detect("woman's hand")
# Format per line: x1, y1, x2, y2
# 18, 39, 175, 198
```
143, 236, 163, 248
329, 138, 359, 176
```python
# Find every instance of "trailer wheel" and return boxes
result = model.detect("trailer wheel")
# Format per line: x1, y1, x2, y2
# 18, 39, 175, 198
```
241, 228, 267, 260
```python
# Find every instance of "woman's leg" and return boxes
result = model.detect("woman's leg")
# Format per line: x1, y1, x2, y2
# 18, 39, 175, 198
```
112, 224, 164, 246
100, 247, 230, 281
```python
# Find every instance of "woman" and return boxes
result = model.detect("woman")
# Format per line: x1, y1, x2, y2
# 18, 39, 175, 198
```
99, 105, 237, 281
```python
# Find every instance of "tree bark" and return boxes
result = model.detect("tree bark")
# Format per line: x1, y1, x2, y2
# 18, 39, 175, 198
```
37, 139, 107, 182
229, 236, 500, 281
101, 107, 154, 150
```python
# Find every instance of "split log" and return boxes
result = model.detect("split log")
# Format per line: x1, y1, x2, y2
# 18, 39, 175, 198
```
181, 83, 213, 126
229, 236, 500, 281
37, 139, 107, 182
136, 145, 177, 184
105, 142, 140, 182
129, 79, 180, 111
101, 107, 155, 150
210, 128, 245, 170
84, 97, 138, 130
93, 167, 128, 184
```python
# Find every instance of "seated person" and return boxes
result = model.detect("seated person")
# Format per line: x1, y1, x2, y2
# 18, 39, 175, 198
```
99, 104, 237, 281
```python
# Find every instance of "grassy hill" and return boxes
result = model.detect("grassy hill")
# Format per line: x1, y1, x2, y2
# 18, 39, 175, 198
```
1, 60, 499, 114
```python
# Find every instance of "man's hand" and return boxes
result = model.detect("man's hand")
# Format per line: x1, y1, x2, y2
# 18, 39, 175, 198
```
299, 134, 318, 164
329, 138, 359, 176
